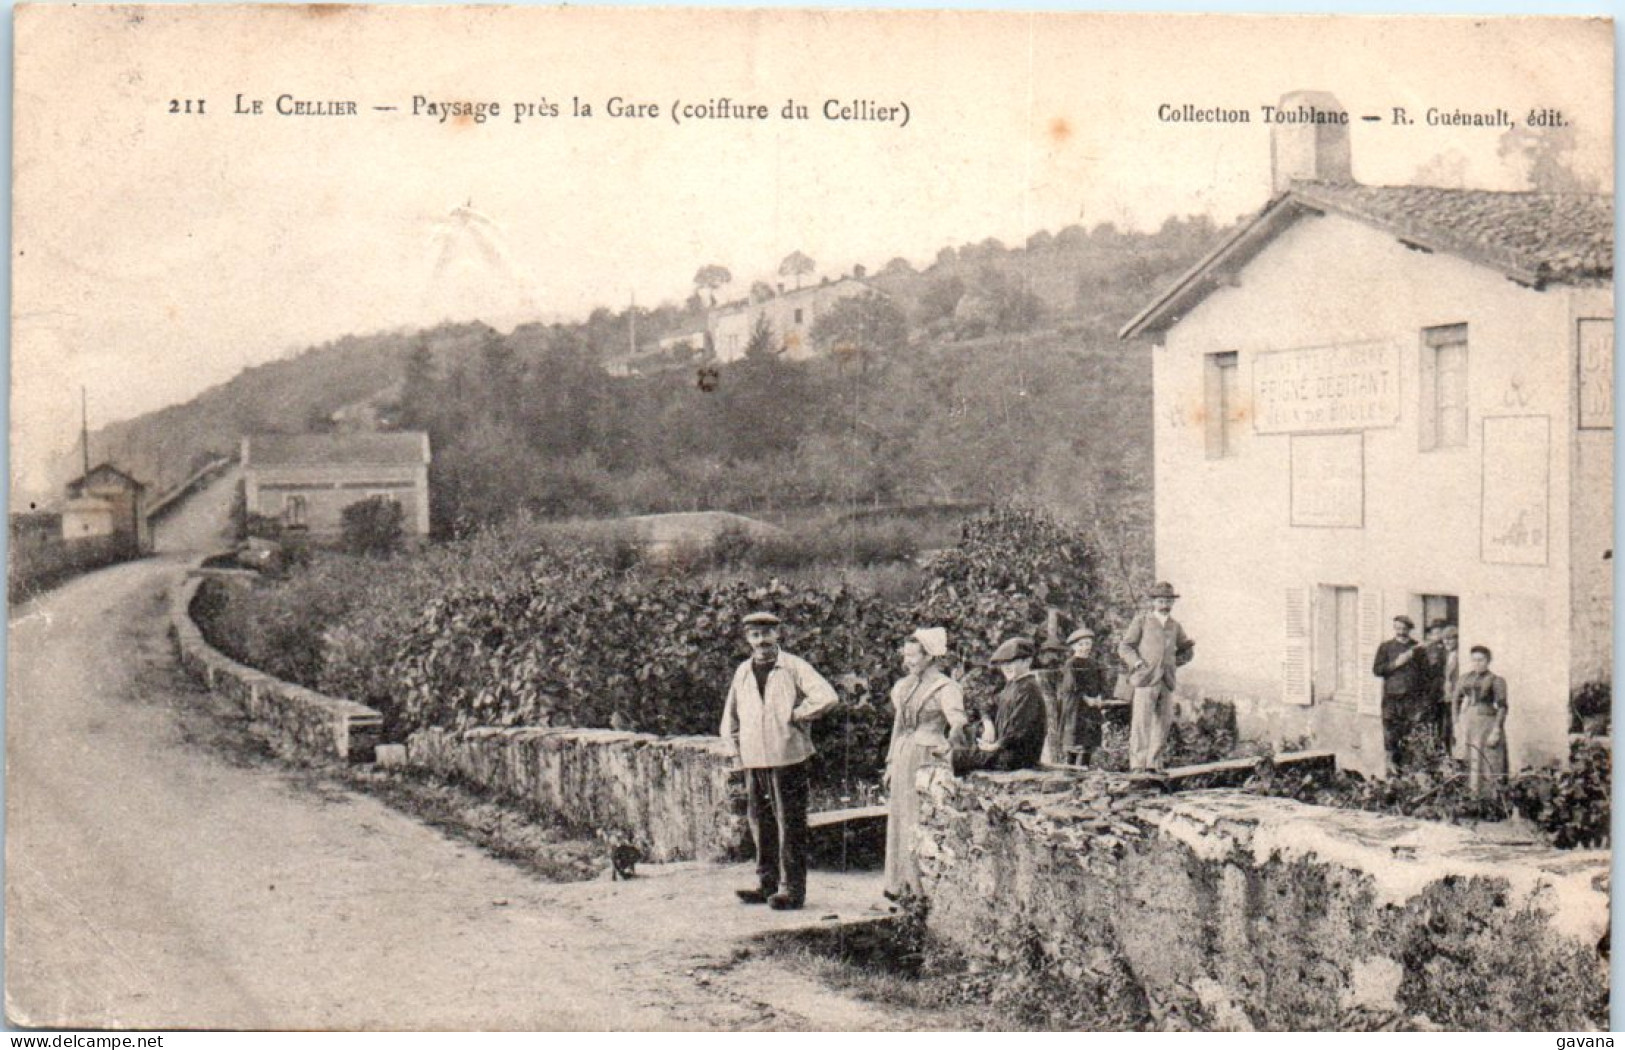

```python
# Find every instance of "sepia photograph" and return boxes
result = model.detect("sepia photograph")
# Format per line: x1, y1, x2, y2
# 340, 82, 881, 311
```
5, 5, 1614, 1033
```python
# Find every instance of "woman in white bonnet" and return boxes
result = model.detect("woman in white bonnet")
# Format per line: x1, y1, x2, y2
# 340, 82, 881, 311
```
882, 626, 968, 899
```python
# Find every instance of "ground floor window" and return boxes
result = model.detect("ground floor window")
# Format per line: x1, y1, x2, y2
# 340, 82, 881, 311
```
284, 494, 307, 527
1313, 585, 1361, 703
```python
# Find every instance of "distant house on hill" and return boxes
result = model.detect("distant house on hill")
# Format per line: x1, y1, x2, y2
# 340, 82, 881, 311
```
61, 463, 150, 556
241, 431, 431, 541
709, 268, 882, 363
1119, 89, 1613, 776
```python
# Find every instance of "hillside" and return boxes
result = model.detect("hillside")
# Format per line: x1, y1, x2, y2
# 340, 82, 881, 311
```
65, 217, 1223, 516
73, 323, 498, 497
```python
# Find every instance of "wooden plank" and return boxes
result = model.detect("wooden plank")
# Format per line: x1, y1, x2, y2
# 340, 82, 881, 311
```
808, 804, 887, 829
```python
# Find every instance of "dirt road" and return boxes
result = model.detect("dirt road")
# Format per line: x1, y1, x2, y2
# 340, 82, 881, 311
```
5, 477, 928, 1030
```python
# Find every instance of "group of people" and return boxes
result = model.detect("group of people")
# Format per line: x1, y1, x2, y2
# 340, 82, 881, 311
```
1373, 614, 1509, 796
717, 581, 1197, 908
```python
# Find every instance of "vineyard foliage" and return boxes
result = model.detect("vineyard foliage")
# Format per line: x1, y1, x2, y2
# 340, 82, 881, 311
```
195, 505, 1111, 792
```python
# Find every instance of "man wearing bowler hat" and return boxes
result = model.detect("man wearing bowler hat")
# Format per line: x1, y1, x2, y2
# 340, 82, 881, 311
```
1117, 582, 1195, 773
720, 611, 840, 911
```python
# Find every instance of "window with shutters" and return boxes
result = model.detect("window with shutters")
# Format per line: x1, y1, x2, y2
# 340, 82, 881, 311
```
284, 494, 307, 528
1205, 351, 1242, 459
1420, 324, 1469, 450
1313, 585, 1361, 704
1283, 587, 1312, 705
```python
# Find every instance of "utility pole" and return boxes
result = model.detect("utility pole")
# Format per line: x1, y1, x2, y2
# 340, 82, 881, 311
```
80, 385, 90, 479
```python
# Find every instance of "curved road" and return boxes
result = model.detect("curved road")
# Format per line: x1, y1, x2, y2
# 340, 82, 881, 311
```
5, 474, 913, 1030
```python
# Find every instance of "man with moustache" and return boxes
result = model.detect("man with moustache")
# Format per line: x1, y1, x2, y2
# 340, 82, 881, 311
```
719, 611, 840, 911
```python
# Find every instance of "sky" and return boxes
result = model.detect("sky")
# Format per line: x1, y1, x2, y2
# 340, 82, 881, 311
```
10, 7, 1613, 496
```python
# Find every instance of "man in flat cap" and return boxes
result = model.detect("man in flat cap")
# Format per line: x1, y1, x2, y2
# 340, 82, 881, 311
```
1117, 582, 1195, 773
1373, 614, 1428, 772
955, 637, 1047, 773
720, 610, 840, 910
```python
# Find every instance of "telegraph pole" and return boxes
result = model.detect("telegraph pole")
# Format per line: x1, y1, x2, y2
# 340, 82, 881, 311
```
80, 386, 90, 479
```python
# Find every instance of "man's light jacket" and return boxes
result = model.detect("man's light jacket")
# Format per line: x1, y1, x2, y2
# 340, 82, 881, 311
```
720, 652, 840, 768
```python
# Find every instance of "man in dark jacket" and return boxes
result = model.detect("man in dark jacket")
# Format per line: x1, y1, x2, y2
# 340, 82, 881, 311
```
1373, 614, 1428, 773
955, 637, 1046, 773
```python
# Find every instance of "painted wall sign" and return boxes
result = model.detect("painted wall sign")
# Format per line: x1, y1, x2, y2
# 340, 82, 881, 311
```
1481, 415, 1550, 566
1289, 432, 1364, 528
1253, 339, 1401, 434
1578, 318, 1613, 430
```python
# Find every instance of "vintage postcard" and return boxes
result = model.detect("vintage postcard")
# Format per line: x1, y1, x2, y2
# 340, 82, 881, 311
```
6, 5, 1614, 1033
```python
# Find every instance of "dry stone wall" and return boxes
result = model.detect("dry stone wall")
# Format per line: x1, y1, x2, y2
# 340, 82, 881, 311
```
175, 566, 744, 863
917, 769, 1610, 1031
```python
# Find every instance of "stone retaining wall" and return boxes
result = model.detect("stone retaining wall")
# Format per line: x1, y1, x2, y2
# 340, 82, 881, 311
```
170, 571, 382, 761
174, 567, 744, 863
917, 769, 1610, 1031
406, 726, 746, 863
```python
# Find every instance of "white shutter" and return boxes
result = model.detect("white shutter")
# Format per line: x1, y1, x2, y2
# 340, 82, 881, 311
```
1418, 342, 1438, 451
1282, 587, 1312, 706
1356, 588, 1385, 718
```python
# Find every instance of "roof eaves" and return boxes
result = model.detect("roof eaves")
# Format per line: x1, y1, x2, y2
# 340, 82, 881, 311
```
1288, 186, 1546, 288
1118, 193, 1309, 341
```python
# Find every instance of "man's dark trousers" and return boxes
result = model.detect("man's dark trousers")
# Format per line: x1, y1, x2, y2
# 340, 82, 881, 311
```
744, 761, 810, 902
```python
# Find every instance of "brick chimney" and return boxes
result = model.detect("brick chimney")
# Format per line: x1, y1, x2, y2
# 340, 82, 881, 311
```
1270, 90, 1352, 194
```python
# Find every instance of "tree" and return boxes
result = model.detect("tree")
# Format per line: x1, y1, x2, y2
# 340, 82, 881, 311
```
881, 256, 915, 276
693, 264, 733, 306
398, 337, 437, 430
810, 293, 908, 371
919, 275, 966, 324
749, 280, 777, 303
1411, 149, 1470, 189
1025, 229, 1055, 252
1498, 123, 1600, 193
744, 313, 777, 359
341, 496, 405, 557
778, 250, 816, 290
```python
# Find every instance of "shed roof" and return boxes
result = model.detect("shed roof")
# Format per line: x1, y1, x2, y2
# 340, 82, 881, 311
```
244, 431, 429, 469
66, 462, 147, 494
1120, 181, 1614, 339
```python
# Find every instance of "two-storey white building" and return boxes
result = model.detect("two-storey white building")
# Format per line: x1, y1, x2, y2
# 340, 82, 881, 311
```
1120, 95, 1612, 775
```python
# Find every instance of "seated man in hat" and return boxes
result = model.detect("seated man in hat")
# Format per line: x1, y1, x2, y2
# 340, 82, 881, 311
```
720, 611, 840, 911
955, 637, 1047, 774
1117, 582, 1195, 774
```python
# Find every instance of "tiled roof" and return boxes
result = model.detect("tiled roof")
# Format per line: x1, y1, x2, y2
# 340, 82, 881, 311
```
1292, 181, 1613, 286
67, 462, 146, 493
1121, 182, 1613, 339
245, 431, 429, 469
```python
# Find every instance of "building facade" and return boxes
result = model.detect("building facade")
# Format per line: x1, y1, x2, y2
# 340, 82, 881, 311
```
242, 432, 432, 541
62, 463, 150, 556
1121, 101, 1612, 775
709, 274, 879, 363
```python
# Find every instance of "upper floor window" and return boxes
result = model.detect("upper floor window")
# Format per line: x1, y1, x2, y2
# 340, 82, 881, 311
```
1204, 351, 1242, 459
1420, 324, 1468, 450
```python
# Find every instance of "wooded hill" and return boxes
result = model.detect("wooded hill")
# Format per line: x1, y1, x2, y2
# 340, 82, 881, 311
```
70, 216, 1228, 527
